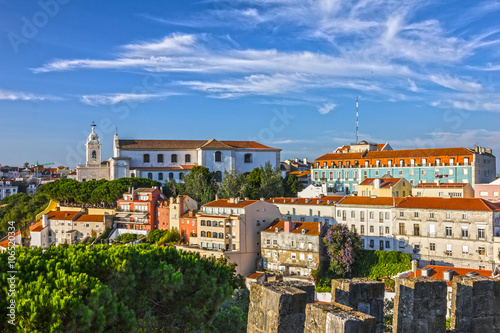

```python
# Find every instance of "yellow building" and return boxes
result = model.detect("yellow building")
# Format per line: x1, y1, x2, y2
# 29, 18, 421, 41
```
358, 177, 412, 197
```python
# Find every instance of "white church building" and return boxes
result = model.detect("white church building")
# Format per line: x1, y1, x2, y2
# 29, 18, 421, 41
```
76, 124, 282, 182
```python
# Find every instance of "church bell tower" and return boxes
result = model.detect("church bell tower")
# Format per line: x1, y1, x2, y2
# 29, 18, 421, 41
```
86, 122, 102, 166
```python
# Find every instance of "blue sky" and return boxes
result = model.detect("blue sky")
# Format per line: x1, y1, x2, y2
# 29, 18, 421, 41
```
1, 0, 500, 171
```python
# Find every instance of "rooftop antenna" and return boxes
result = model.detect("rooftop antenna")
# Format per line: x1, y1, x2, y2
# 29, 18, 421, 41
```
355, 96, 359, 144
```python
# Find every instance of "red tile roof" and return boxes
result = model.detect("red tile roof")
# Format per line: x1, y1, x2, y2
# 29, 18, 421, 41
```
267, 196, 345, 205
246, 272, 265, 279
180, 210, 198, 218
118, 139, 280, 150
289, 171, 311, 178
46, 211, 80, 221
395, 197, 500, 211
316, 147, 473, 161
409, 265, 493, 287
262, 220, 322, 236
29, 221, 45, 232
203, 199, 258, 208
338, 196, 405, 206
74, 214, 106, 223
359, 177, 404, 188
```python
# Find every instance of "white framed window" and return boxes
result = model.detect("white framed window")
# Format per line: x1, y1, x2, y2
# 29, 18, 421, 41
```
291, 253, 296, 259
308, 254, 313, 261
299, 253, 305, 260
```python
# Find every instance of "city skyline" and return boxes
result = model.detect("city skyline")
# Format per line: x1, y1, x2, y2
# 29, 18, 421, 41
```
1, 1, 500, 169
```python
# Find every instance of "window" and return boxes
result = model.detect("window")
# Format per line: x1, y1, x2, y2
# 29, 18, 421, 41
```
445, 226, 452, 238
410, 169, 414, 176
360, 225, 365, 234
273, 251, 278, 258
158, 172, 163, 180
244, 153, 252, 163
143, 154, 150, 163
421, 170, 426, 176
215, 151, 222, 162
478, 247, 486, 255
351, 211, 355, 218
369, 226, 374, 233
430, 243, 435, 251
379, 212, 383, 221
157, 154, 164, 163
179, 172, 184, 180
462, 245, 469, 254
299, 253, 305, 260
449, 169, 454, 175
446, 213, 451, 220
369, 240, 374, 248
385, 227, 389, 234
374, 170, 379, 176
461, 227, 468, 239
273, 239, 277, 246
369, 212, 374, 219
185, 154, 191, 163
169, 172, 174, 179
414, 212, 419, 218
213, 233, 218, 239
414, 224, 420, 236
201, 231, 206, 237
429, 212, 434, 219
206, 220, 212, 226
399, 223, 405, 235
360, 211, 365, 221
171, 154, 177, 163
291, 253, 296, 259
478, 228, 485, 240
463, 168, 468, 175
300, 242, 305, 249
308, 254, 313, 261
399, 240, 405, 248
399, 211, 404, 217
91, 150, 96, 159
462, 213, 467, 220
147, 172, 153, 179
385, 212, 389, 220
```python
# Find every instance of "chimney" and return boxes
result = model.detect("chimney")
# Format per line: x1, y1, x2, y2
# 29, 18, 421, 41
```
436, 179, 440, 186
42, 214, 48, 228
169, 197, 174, 205
411, 260, 418, 274
260, 197, 265, 201
303, 158, 308, 164
284, 221, 295, 232
215, 194, 219, 201
245, 197, 249, 201
485, 148, 492, 154
443, 269, 455, 282
131, 187, 135, 198
373, 179, 381, 189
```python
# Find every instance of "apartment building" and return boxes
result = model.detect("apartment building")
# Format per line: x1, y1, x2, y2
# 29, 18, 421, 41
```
414, 182, 474, 198
191, 198, 281, 276
0, 180, 18, 200
179, 210, 198, 243
357, 177, 412, 197
168, 195, 198, 230
261, 220, 324, 277
475, 178, 500, 201
115, 187, 166, 231
312, 142, 496, 194
394, 197, 500, 270
336, 196, 404, 251
265, 196, 344, 225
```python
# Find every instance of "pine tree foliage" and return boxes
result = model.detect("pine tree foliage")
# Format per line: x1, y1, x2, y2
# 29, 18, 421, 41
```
0, 244, 244, 332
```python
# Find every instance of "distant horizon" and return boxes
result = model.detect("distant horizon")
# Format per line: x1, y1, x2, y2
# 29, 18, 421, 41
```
1, 1, 499, 170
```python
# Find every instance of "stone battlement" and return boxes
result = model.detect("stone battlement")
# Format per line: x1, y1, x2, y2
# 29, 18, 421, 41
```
247, 276, 500, 333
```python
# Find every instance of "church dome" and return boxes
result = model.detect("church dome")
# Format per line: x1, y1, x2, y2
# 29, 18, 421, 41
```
87, 126, 100, 143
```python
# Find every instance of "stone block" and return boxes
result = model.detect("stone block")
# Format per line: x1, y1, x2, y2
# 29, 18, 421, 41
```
393, 277, 447, 333
304, 302, 376, 333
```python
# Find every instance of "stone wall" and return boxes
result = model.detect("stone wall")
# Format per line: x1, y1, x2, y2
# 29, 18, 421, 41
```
248, 276, 500, 333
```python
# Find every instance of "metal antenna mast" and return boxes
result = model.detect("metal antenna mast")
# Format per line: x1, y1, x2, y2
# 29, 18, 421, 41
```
356, 96, 359, 144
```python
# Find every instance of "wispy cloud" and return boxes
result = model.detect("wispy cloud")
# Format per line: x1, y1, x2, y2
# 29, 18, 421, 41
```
317, 102, 336, 114
429, 75, 483, 93
272, 139, 313, 144
81, 92, 180, 105
0, 89, 61, 101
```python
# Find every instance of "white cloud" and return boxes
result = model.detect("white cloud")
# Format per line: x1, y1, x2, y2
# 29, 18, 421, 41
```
272, 139, 313, 144
407, 79, 419, 92
121, 34, 197, 57
81, 92, 180, 105
429, 75, 483, 93
318, 102, 336, 114
0, 89, 61, 101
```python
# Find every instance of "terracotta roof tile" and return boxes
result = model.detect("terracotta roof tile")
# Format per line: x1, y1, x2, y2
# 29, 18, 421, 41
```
262, 220, 322, 236
180, 210, 198, 218
29, 221, 45, 232
415, 183, 468, 188
409, 265, 493, 287
74, 214, 106, 223
46, 211, 80, 221
316, 147, 473, 161
359, 177, 403, 188
395, 197, 500, 211
247, 272, 265, 279
118, 139, 280, 151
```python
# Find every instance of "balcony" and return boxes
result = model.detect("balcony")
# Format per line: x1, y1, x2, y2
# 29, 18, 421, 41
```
444, 251, 453, 256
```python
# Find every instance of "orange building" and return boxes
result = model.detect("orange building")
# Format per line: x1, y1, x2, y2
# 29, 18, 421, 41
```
115, 187, 167, 231
179, 210, 198, 243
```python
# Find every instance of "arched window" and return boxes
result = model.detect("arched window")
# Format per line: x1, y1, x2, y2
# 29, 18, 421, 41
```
244, 153, 252, 163
207, 231, 212, 238
201, 220, 206, 226
215, 171, 222, 182
179, 172, 184, 180
91, 150, 96, 159
219, 232, 224, 239
143, 154, 150, 163
207, 220, 212, 226
171, 154, 177, 163
213, 233, 218, 239
213, 221, 218, 227
169, 173, 174, 179
215, 151, 222, 162
158, 172, 163, 180
130, 173, 135, 177
185, 154, 191, 163
147, 173, 153, 179
201, 231, 206, 237
157, 154, 164, 163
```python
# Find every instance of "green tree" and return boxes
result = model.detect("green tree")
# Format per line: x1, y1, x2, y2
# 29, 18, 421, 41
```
258, 162, 284, 199
115, 233, 139, 243
182, 166, 217, 205
218, 170, 251, 199
283, 174, 304, 197
158, 229, 181, 244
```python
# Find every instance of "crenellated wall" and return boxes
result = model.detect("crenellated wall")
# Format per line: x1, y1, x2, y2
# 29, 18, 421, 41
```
248, 276, 500, 333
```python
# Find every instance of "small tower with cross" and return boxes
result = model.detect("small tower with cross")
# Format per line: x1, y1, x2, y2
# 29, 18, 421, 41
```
86, 121, 102, 166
